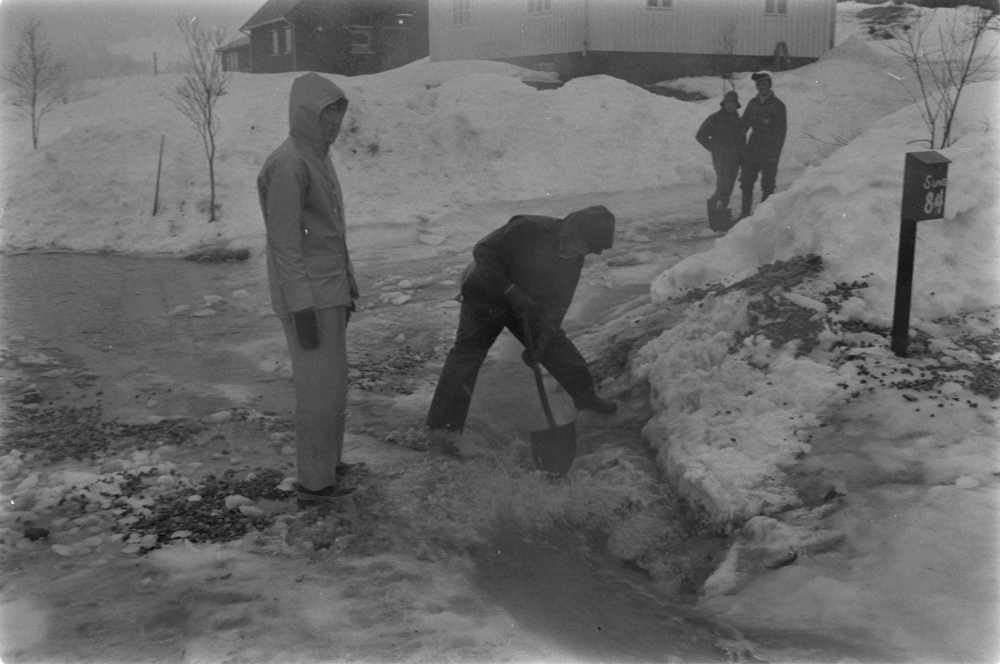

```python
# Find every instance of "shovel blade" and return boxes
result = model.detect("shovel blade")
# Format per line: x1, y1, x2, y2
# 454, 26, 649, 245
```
530, 421, 577, 478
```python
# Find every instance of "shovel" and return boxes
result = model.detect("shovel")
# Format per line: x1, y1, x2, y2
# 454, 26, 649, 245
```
521, 315, 577, 477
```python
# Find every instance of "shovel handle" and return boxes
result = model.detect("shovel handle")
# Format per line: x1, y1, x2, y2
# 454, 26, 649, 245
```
521, 314, 558, 429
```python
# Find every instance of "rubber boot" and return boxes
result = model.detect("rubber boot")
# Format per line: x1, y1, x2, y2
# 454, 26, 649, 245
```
707, 198, 723, 232
573, 393, 617, 415
739, 189, 753, 221
426, 428, 462, 458
718, 207, 733, 232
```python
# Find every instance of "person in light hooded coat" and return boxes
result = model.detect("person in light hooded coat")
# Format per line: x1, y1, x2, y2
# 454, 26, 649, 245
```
258, 72, 360, 504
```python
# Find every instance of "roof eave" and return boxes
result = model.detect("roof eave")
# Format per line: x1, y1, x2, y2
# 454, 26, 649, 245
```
239, 16, 293, 32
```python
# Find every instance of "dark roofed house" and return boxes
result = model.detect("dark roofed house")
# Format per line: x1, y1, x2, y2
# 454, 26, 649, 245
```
219, 35, 251, 72
238, 0, 428, 75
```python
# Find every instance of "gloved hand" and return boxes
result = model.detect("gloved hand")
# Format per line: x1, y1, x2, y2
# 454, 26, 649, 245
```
292, 308, 319, 350
346, 300, 356, 326
503, 283, 535, 316
520, 319, 557, 366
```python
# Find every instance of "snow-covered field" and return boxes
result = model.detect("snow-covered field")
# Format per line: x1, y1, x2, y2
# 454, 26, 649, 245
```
1, 2, 998, 661
3, 5, 974, 256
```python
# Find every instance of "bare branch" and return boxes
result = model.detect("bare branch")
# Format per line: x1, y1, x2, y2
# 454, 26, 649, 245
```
713, 18, 739, 93
799, 127, 850, 148
882, 5, 1000, 149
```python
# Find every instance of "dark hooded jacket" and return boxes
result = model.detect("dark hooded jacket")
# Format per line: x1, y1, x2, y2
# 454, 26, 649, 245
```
462, 206, 615, 328
258, 72, 359, 317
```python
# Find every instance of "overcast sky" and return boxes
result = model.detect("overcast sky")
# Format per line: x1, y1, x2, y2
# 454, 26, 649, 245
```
0, 0, 260, 79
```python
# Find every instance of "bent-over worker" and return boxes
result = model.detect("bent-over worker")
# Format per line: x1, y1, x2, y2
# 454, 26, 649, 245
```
425, 206, 618, 455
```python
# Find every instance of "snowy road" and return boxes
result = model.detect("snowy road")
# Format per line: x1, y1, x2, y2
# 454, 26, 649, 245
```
4, 172, 990, 663
0, 182, 759, 663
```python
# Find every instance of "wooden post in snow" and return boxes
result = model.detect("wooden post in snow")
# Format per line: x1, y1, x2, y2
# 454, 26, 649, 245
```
891, 151, 950, 357
152, 135, 165, 216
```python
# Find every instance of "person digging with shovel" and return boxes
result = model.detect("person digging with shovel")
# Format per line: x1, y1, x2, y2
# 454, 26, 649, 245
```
424, 206, 618, 458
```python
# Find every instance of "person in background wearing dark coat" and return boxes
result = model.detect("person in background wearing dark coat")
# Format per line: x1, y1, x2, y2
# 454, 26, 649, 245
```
425, 206, 618, 455
739, 71, 787, 221
696, 90, 744, 232
258, 72, 361, 506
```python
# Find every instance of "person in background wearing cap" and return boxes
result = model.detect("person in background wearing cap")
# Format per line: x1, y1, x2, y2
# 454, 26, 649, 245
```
424, 206, 618, 455
696, 89, 745, 232
738, 71, 787, 221
258, 72, 362, 507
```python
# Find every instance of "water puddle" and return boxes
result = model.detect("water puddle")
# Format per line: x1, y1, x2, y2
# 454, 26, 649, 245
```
0, 252, 292, 418
474, 525, 732, 663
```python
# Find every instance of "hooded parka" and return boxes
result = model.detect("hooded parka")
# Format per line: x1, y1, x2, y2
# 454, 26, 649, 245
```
258, 72, 359, 318
258, 72, 358, 494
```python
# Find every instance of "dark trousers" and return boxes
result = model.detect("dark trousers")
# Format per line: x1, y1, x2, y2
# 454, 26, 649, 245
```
740, 155, 779, 214
709, 155, 741, 210
426, 297, 595, 432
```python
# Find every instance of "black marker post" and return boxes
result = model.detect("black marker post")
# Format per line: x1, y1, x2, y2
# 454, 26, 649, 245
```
891, 151, 950, 357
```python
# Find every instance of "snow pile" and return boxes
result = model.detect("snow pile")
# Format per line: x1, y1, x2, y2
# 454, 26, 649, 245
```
651, 81, 1000, 322
1, 35, 917, 254
632, 290, 843, 523
630, 80, 999, 560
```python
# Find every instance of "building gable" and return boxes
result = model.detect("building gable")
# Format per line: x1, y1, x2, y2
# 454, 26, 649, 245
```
241, 0, 303, 31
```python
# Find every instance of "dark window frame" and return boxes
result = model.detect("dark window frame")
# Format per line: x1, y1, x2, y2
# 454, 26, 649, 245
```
528, 0, 552, 16
453, 0, 471, 25
765, 0, 788, 16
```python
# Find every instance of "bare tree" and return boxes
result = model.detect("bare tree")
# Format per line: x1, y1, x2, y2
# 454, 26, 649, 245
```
885, 4, 1000, 149
174, 16, 231, 222
714, 18, 739, 95
2, 17, 66, 149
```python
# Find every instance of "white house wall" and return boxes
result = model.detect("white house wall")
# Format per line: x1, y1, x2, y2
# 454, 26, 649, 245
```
587, 0, 834, 58
430, 0, 585, 61
429, 0, 835, 60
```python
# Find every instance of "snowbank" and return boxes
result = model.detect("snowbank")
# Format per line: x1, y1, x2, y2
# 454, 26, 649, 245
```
1, 38, 916, 254
651, 81, 1000, 324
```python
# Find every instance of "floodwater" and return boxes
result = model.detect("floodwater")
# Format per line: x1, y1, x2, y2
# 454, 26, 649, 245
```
0, 251, 730, 662
0, 251, 292, 417
0, 249, 885, 663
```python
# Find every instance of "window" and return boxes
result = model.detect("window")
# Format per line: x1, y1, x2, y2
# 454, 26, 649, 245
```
271, 29, 280, 55
765, 0, 787, 15
646, 0, 673, 8
284, 25, 293, 53
528, 0, 551, 14
349, 27, 374, 53
453, 0, 470, 25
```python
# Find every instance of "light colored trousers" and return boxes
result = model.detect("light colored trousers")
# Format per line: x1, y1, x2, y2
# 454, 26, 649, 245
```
280, 306, 348, 492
